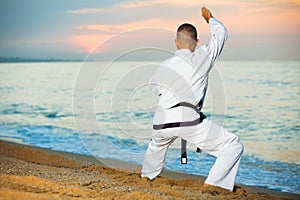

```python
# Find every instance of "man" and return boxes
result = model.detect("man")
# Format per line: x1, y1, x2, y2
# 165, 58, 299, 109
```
141, 7, 244, 191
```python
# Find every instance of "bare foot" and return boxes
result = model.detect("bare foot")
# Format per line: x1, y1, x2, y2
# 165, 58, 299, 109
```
203, 183, 212, 187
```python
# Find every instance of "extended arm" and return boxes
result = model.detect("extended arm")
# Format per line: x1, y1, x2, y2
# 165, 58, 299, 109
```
194, 7, 228, 77
203, 7, 228, 62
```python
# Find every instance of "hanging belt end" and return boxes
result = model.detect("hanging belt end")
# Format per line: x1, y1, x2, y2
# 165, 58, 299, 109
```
181, 151, 187, 164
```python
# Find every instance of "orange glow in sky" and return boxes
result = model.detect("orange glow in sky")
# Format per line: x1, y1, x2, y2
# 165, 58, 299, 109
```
1, 0, 299, 60
69, 0, 300, 56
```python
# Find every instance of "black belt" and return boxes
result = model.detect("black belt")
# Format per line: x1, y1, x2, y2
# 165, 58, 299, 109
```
153, 102, 206, 130
152, 102, 205, 164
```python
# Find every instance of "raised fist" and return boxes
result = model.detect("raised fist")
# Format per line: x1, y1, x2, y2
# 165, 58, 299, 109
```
202, 7, 213, 23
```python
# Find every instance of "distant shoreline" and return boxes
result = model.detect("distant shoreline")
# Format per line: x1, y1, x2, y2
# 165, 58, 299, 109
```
0, 57, 83, 63
1, 57, 299, 63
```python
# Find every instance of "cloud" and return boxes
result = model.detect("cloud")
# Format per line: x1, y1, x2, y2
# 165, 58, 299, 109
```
67, 0, 203, 16
67, 0, 300, 56
74, 24, 123, 34
71, 19, 180, 53
118, 0, 240, 9
67, 8, 112, 14
68, 0, 199, 14
67, 7, 115, 14
118, 0, 300, 14
66, 0, 300, 32
2, 0, 299, 60
74, 19, 177, 32
119, 1, 159, 9
70, 27, 177, 61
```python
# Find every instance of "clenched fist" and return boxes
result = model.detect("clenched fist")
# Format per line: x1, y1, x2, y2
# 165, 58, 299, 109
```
202, 7, 213, 23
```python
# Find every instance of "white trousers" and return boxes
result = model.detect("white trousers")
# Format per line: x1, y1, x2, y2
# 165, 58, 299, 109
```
141, 109, 244, 191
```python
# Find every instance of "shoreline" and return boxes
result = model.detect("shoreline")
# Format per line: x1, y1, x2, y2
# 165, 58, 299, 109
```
0, 139, 299, 199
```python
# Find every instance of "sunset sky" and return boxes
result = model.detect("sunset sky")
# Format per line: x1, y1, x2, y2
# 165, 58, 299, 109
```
0, 0, 299, 60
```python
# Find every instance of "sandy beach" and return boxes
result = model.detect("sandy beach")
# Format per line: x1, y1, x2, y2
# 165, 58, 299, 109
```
0, 140, 298, 200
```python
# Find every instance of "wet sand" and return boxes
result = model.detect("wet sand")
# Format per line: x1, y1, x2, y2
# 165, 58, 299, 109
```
0, 140, 298, 200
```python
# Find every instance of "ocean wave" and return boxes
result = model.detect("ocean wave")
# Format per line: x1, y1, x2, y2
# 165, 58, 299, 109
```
0, 103, 72, 119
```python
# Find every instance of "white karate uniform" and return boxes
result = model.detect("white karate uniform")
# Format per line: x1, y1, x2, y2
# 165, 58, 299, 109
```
141, 18, 244, 191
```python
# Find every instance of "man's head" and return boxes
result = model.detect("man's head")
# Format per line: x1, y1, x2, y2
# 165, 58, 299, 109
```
175, 23, 199, 52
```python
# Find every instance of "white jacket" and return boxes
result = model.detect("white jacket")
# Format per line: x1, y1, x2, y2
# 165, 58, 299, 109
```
149, 18, 228, 125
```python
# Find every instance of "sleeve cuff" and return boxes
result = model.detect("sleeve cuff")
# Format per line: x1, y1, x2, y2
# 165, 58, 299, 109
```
208, 17, 215, 23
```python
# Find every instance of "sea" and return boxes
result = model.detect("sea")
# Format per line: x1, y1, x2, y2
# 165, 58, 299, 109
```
0, 61, 299, 194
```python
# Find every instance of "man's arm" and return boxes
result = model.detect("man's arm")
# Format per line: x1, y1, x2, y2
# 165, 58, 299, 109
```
202, 7, 228, 63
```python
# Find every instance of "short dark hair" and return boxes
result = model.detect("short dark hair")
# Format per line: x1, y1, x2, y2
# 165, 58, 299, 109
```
177, 23, 197, 41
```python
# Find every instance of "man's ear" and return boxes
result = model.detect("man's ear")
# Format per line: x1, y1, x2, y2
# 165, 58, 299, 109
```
175, 39, 180, 49
196, 39, 200, 46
